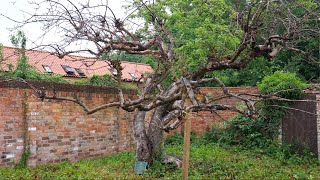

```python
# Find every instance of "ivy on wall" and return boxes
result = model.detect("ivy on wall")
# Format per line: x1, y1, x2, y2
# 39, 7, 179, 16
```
15, 91, 31, 169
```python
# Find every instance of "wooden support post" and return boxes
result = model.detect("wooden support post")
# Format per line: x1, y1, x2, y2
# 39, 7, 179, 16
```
182, 117, 191, 180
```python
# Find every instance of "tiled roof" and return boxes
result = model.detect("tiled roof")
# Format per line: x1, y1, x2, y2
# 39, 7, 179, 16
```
0, 46, 153, 81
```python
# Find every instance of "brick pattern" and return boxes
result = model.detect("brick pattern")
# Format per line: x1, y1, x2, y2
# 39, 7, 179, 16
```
0, 82, 136, 166
0, 81, 284, 166
0, 88, 25, 166
188, 87, 259, 135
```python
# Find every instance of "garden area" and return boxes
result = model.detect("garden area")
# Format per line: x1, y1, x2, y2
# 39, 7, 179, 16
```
0, 0, 319, 179
0, 133, 319, 179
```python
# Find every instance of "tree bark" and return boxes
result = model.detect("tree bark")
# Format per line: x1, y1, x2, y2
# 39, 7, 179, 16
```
147, 105, 167, 162
133, 110, 151, 164
134, 105, 168, 166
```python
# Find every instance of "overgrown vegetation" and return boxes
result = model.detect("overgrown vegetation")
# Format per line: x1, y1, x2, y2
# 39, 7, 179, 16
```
258, 71, 307, 100
164, 134, 319, 179
75, 74, 117, 87
211, 54, 320, 87
1, 0, 318, 170
203, 71, 307, 149
15, 92, 31, 169
0, 137, 318, 179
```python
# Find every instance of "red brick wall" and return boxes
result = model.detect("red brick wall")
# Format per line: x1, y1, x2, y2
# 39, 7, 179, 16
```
0, 81, 137, 166
0, 80, 258, 166
184, 87, 259, 135
0, 87, 26, 166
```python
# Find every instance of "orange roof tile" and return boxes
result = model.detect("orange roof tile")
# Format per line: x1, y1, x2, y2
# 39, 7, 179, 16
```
0, 46, 154, 81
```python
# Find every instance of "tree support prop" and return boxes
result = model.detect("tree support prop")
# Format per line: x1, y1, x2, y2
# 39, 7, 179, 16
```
182, 118, 191, 180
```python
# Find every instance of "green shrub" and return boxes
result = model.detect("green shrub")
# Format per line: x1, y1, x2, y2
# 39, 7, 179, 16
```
258, 71, 307, 99
89, 74, 117, 86
75, 74, 116, 87
258, 71, 307, 141
203, 115, 274, 148
204, 71, 308, 149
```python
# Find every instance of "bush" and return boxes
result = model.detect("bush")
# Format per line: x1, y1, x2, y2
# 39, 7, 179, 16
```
203, 115, 274, 148
89, 74, 117, 86
258, 71, 307, 141
75, 74, 117, 87
204, 71, 308, 149
258, 71, 307, 99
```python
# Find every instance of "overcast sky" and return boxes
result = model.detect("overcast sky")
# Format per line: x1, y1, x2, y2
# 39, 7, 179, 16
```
0, 0, 128, 51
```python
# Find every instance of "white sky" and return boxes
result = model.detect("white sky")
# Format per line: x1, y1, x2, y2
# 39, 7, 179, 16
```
0, 0, 128, 52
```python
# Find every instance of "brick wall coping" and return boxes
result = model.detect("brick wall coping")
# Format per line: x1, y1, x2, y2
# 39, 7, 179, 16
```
0, 79, 318, 95
0, 78, 137, 95
201, 85, 320, 95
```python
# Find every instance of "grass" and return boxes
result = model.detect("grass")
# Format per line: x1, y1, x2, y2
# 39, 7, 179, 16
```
0, 152, 140, 180
165, 144, 320, 179
0, 141, 319, 179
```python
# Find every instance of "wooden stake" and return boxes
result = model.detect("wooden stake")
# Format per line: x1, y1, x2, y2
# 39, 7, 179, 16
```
182, 118, 191, 180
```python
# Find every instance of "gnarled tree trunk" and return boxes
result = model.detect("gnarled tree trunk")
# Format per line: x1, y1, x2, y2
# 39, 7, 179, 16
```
147, 105, 167, 162
133, 110, 151, 164
134, 105, 167, 166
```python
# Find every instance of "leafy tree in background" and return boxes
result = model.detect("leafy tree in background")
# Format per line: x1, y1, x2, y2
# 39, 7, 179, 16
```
11, 0, 320, 166
10, 31, 34, 79
129, 0, 320, 87
209, 57, 275, 86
